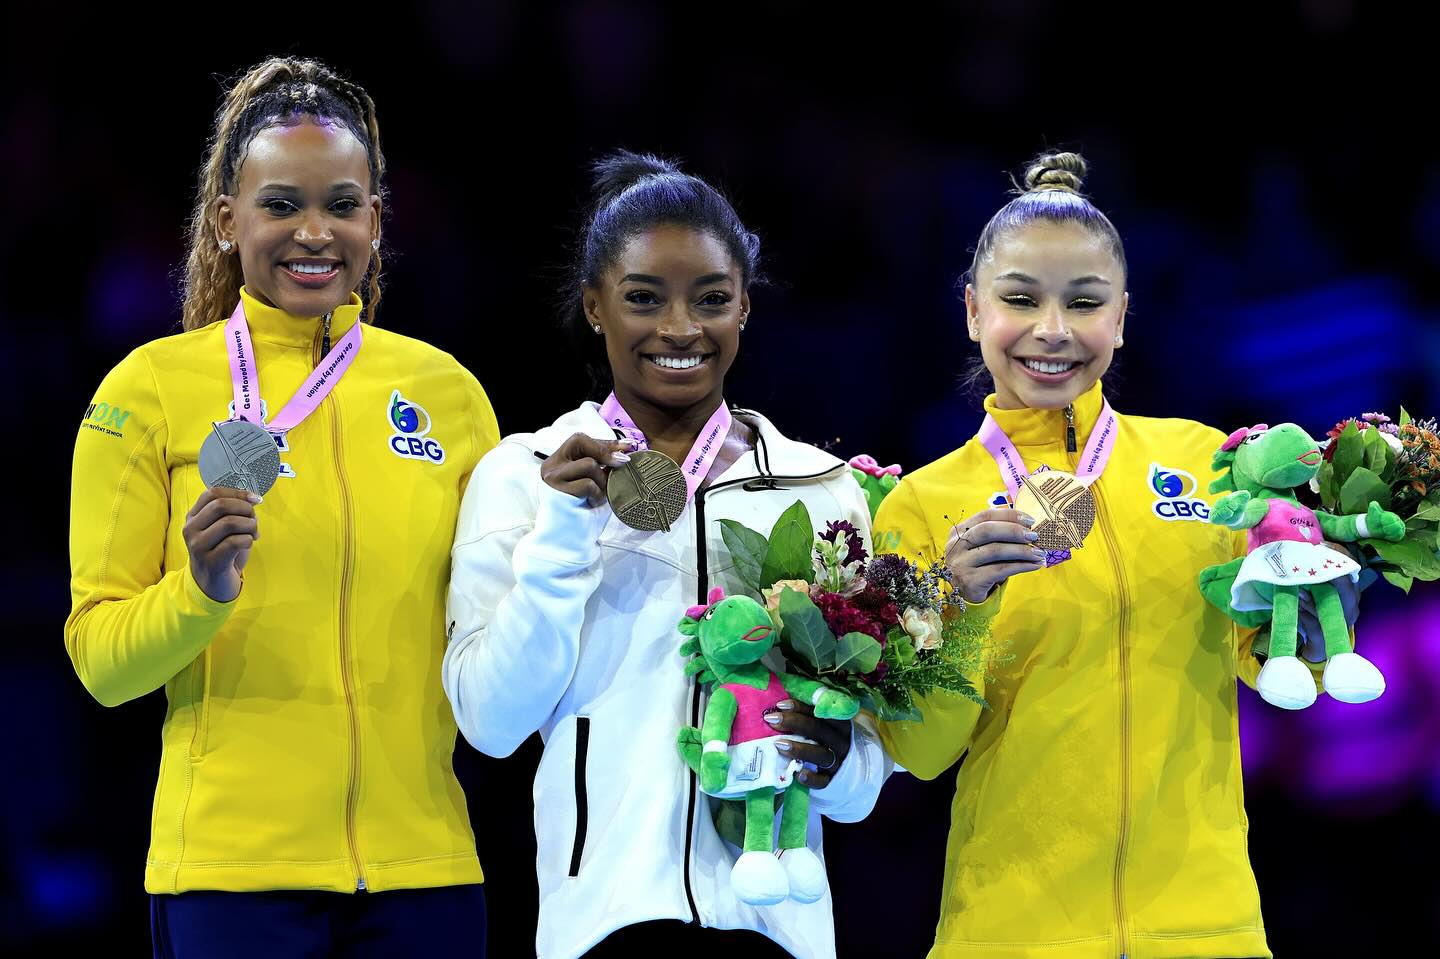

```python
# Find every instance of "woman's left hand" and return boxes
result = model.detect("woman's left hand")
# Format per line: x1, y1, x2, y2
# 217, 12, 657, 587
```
764, 700, 852, 788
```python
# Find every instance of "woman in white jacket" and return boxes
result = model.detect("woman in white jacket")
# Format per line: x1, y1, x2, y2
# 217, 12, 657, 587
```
444, 152, 890, 959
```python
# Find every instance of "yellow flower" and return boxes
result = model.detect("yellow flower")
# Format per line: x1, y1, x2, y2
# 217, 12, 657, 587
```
901, 606, 944, 651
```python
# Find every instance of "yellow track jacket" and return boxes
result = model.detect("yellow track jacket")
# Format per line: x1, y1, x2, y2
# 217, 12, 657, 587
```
66, 288, 499, 894
876, 381, 1282, 959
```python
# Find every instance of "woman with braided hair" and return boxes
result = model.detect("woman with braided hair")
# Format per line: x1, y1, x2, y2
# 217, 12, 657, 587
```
66, 57, 499, 956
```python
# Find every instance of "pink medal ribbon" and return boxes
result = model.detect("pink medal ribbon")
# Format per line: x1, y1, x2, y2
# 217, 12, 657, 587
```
977, 399, 1119, 498
225, 299, 363, 438
976, 400, 1118, 566
599, 392, 733, 502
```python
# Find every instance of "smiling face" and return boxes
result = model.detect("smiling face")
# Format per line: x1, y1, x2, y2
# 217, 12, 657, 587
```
216, 118, 380, 318
966, 219, 1129, 410
584, 223, 749, 413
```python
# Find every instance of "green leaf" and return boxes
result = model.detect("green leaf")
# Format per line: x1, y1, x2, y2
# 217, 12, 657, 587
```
1361, 537, 1440, 576
1400, 406, 1413, 427
1382, 570, 1414, 593
1413, 500, 1440, 522
834, 632, 882, 674
1332, 421, 1365, 483
718, 519, 769, 596
1317, 462, 1339, 509
761, 500, 815, 587
778, 588, 836, 670
1339, 466, 1391, 514
1362, 430, 1393, 476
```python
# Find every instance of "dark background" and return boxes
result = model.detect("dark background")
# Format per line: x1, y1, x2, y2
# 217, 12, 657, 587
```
5, 2, 1438, 955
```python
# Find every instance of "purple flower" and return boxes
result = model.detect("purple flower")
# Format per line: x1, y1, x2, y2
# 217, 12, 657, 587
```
820, 520, 868, 565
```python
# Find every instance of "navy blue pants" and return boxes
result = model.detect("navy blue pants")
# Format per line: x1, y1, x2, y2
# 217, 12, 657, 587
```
151, 884, 486, 959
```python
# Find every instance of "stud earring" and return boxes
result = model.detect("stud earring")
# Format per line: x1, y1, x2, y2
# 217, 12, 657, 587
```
219, 239, 233, 253
592, 324, 602, 334
371, 238, 380, 251
1114, 335, 1123, 346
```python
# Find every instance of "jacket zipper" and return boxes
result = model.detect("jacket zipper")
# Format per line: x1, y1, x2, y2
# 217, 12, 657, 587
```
682, 489, 706, 925
568, 717, 592, 876
1074, 430, 1130, 958
317, 326, 366, 892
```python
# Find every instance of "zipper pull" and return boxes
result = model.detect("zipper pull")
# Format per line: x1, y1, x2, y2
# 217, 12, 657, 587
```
1064, 404, 1077, 453
321, 312, 333, 356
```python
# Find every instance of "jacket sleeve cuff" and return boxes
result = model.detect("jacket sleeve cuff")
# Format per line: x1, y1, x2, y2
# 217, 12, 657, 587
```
527, 482, 610, 566
809, 714, 890, 822
182, 565, 239, 618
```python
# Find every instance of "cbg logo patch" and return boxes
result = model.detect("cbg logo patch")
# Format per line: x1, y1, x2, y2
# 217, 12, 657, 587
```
1149, 463, 1210, 522
387, 390, 445, 464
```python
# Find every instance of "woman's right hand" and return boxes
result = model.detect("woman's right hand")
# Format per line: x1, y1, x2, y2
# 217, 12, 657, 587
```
184, 487, 261, 603
540, 433, 636, 505
944, 508, 1046, 604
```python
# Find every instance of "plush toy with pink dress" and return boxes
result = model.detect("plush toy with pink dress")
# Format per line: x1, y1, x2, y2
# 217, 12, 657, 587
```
1199, 423, 1405, 709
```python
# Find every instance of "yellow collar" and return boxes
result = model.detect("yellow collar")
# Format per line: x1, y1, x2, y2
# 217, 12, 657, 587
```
982, 379, 1109, 449
237, 287, 364, 350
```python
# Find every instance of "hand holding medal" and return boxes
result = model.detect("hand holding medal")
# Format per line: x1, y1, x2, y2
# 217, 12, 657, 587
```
945, 508, 1047, 604
540, 433, 640, 505
183, 487, 261, 603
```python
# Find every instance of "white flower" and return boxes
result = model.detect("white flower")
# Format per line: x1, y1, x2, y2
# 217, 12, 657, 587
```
901, 606, 944, 651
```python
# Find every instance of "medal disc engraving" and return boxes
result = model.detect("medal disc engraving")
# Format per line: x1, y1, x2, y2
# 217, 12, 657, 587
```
607, 449, 687, 532
199, 420, 281, 496
1014, 470, 1096, 551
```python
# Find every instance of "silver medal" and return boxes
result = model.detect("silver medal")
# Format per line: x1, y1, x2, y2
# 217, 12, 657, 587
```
199, 419, 281, 495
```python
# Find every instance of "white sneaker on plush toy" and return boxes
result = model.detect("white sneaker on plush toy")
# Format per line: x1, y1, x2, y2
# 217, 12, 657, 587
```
732, 850, 788, 905
1256, 656, 1318, 710
778, 847, 826, 903
1323, 652, 1385, 704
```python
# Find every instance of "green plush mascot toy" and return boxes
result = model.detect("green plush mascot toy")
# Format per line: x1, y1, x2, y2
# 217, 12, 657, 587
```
675, 587, 858, 906
1198, 423, 1404, 709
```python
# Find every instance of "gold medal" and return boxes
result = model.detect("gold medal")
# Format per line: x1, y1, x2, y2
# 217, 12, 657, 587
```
606, 449, 687, 532
1014, 470, 1096, 551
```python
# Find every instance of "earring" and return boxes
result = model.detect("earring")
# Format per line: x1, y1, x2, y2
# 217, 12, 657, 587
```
1114, 335, 1123, 345
218, 239, 233, 253
592, 324, 602, 334
371, 238, 380, 251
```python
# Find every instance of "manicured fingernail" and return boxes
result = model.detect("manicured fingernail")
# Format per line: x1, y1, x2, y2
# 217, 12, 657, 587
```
1031, 548, 1046, 560
1024, 530, 1039, 541
1018, 514, 1035, 527
617, 437, 640, 449
247, 493, 263, 505
611, 452, 631, 465
763, 710, 782, 725
774, 740, 792, 751
776, 700, 796, 711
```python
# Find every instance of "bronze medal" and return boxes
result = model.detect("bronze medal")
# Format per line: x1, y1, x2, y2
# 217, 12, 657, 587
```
1014, 470, 1096, 551
607, 449, 687, 532
198, 419, 281, 496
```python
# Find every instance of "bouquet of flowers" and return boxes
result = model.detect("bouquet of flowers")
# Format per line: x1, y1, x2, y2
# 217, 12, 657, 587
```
715, 499, 997, 721
1313, 409, 1440, 592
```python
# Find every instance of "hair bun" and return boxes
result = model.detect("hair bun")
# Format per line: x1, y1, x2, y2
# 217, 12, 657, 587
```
589, 150, 682, 209
1022, 151, 1087, 194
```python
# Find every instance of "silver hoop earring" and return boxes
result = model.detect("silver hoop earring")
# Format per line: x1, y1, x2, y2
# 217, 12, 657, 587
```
218, 239, 233, 253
